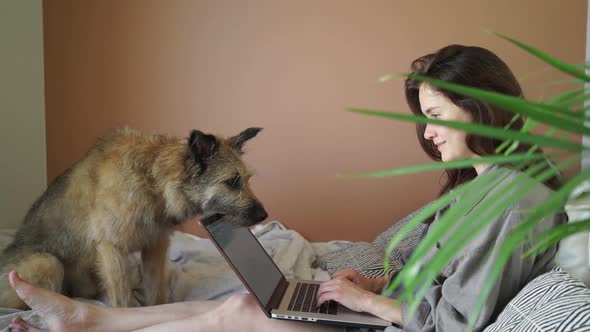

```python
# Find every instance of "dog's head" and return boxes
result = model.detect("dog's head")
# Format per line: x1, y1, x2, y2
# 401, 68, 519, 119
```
183, 127, 267, 227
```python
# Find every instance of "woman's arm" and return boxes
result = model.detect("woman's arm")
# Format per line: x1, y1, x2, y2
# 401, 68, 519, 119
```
364, 292, 404, 325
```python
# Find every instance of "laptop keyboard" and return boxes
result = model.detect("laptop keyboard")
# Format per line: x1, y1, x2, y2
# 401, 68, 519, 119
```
287, 282, 338, 315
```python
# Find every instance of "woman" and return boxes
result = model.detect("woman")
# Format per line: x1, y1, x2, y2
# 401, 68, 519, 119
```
8, 45, 564, 332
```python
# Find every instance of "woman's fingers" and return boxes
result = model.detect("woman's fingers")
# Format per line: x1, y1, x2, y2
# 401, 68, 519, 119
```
317, 279, 338, 299
317, 277, 372, 312
317, 279, 338, 304
317, 277, 351, 305
317, 291, 339, 306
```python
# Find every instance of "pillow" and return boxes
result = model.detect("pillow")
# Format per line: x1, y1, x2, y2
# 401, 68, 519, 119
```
557, 180, 590, 287
484, 267, 590, 332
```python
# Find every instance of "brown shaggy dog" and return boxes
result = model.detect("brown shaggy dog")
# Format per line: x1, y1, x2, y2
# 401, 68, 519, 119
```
0, 127, 267, 308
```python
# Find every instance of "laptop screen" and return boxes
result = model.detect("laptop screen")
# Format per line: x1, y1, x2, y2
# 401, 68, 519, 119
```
202, 215, 284, 309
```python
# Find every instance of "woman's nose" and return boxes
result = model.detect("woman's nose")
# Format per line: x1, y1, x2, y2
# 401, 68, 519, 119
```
424, 124, 436, 140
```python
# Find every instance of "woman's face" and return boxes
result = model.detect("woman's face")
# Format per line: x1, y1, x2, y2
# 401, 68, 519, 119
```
419, 84, 477, 162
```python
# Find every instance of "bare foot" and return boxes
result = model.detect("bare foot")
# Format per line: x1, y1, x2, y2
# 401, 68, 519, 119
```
8, 316, 45, 332
8, 271, 96, 332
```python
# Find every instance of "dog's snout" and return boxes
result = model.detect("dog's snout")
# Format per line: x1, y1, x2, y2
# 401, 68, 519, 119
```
249, 203, 268, 223
257, 209, 269, 222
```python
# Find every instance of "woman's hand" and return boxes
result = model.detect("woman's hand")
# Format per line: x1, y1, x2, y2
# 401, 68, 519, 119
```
317, 270, 404, 325
331, 268, 388, 294
316, 276, 374, 312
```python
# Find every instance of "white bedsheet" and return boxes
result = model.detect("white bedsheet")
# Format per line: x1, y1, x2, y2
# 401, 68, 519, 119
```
166, 220, 334, 302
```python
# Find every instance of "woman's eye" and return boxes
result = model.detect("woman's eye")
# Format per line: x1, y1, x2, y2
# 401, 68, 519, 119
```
431, 114, 439, 119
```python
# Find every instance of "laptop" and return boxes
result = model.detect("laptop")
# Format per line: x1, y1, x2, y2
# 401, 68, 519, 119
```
199, 214, 391, 329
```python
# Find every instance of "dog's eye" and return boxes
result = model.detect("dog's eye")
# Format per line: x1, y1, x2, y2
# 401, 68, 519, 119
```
225, 176, 241, 189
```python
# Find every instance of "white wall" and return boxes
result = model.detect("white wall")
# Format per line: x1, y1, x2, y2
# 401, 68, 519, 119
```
0, 0, 46, 228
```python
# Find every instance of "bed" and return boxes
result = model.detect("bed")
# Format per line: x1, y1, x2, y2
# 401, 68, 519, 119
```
0, 218, 422, 331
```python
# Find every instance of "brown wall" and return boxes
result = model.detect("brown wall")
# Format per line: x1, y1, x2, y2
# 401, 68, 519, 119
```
43, 0, 586, 242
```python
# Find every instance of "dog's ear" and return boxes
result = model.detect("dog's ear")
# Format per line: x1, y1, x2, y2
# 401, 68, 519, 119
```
188, 130, 218, 171
229, 127, 263, 152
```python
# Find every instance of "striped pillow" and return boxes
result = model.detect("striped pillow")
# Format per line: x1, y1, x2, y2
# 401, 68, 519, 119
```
484, 266, 590, 332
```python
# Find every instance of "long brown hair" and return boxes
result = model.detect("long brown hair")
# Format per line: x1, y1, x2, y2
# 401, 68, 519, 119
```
404, 45, 560, 197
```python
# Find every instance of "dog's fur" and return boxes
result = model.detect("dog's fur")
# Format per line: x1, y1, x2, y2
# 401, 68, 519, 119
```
0, 127, 267, 308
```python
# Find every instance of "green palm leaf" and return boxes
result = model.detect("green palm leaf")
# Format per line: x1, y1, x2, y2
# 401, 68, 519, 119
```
405, 74, 587, 131
556, 92, 590, 109
389, 157, 569, 317
549, 87, 585, 105
348, 108, 585, 151
345, 153, 549, 178
385, 169, 510, 294
382, 182, 471, 274
491, 31, 590, 82
467, 163, 590, 330
525, 217, 590, 256
414, 157, 574, 318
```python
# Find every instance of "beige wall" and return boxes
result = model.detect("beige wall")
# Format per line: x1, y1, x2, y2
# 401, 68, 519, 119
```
0, 0, 46, 228
43, 0, 586, 241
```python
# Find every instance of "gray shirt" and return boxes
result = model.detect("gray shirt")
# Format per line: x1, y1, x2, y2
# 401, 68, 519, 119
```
387, 165, 566, 331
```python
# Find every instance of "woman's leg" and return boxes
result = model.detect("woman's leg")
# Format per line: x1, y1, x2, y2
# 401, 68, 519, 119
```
8, 271, 222, 332
132, 293, 343, 332
10, 271, 342, 332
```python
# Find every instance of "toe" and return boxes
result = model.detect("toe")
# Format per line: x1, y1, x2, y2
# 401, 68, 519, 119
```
8, 271, 35, 304
9, 316, 44, 332
8, 270, 21, 288
8, 318, 26, 332
9, 271, 30, 292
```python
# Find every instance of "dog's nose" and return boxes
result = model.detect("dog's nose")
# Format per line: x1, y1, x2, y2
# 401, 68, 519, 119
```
249, 203, 268, 223
257, 209, 269, 222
